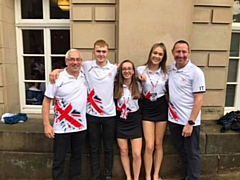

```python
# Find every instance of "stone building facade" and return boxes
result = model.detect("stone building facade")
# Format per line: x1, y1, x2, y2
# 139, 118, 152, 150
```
0, 0, 234, 120
0, 1, 239, 180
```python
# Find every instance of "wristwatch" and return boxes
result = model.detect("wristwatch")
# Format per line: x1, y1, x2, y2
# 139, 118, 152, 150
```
188, 120, 195, 125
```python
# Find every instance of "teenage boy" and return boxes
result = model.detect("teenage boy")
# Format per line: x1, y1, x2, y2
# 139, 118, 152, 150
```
84, 40, 117, 180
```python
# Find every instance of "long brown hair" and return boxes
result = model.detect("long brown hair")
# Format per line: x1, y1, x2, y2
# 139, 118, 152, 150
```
114, 60, 140, 100
144, 42, 167, 74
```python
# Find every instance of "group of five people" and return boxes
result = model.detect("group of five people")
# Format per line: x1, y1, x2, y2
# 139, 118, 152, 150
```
42, 39, 206, 180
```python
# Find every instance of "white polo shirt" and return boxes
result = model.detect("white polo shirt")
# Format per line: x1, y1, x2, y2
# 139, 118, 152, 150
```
136, 65, 167, 101
168, 60, 206, 126
45, 68, 87, 133
82, 60, 118, 117
116, 83, 141, 119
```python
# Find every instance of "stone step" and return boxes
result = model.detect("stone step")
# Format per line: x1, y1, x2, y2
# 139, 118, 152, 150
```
0, 119, 240, 179
1, 119, 240, 154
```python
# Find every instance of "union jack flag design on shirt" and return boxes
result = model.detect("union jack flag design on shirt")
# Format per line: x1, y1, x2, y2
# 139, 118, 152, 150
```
143, 91, 151, 99
87, 89, 104, 115
169, 102, 179, 122
54, 98, 83, 132
117, 100, 131, 119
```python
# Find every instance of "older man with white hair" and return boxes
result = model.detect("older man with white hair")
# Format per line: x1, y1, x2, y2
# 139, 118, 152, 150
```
42, 49, 87, 180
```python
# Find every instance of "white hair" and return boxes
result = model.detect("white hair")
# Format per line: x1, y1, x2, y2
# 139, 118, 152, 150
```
65, 49, 82, 59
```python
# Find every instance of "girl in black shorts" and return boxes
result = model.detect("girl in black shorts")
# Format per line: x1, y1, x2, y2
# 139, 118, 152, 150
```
114, 59, 142, 180
137, 43, 168, 180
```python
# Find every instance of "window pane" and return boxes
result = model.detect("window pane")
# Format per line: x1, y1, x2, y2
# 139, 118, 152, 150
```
233, 0, 240, 22
52, 57, 66, 70
225, 85, 236, 107
21, 0, 43, 19
24, 57, 45, 80
51, 30, 70, 54
230, 33, 240, 57
50, 0, 69, 19
25, 82, 44, 105
23, 30, 44, 54
227, 59, 238, 82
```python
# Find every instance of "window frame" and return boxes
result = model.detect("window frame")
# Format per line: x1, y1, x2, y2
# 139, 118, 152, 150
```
225, 22, 240, 113
15, 0, 70, 113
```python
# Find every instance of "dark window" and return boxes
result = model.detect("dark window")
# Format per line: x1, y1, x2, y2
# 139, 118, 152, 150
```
24, 57, 45, 80
51, 30, 70, 54
21, 0, 43, 19
225, 85, 236, 107
23, 30, 44, 54
50, 0, 69, 19
51, 57, 66, 70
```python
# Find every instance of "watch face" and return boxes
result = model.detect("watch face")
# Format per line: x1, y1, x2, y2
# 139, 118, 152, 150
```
188, 120, 195, 125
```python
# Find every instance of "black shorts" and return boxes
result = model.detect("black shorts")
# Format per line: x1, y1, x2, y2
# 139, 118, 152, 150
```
116, 110, 142, 139
142, 95, 168, 122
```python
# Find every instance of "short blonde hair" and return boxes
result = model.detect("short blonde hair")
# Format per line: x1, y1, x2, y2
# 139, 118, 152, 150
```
93, 39, 109, 49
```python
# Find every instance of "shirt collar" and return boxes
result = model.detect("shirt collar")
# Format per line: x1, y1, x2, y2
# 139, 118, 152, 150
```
63, 68, 84, 79
171, 59, 192, 72
145, 66, 162, 74
92, 59, 111, 69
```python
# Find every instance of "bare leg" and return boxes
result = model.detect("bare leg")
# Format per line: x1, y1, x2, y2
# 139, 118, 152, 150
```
131, 138, 142, 180
142, 121, 155, 180
117, 138, 132, 180
153, 121, 167, 180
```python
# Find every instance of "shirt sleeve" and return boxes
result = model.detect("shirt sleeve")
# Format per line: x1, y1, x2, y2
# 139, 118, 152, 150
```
192, 67, 206, 93
137, 81, 142, 94
136, 66, 144, 75
44, 82, 57, 99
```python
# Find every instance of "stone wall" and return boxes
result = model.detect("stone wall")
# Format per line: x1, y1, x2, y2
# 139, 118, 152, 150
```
0, 0, 19, 115
70, 0, 234, 121
0, 1, 235, 120
192, 0, 233, 120
71, 0, 117, 63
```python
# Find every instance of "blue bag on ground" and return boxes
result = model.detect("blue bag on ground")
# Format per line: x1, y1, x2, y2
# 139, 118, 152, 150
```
1, 113, 28, 124
218, 111, 240, 133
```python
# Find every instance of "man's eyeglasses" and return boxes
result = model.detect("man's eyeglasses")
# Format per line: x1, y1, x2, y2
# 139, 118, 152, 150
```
67, 58, 82, 62
122, 67, 133, 71
96, 50, 107, 53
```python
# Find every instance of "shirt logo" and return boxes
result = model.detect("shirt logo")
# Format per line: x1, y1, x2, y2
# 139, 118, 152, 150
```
199, 86, 204, 91
108, 73, 112, 77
